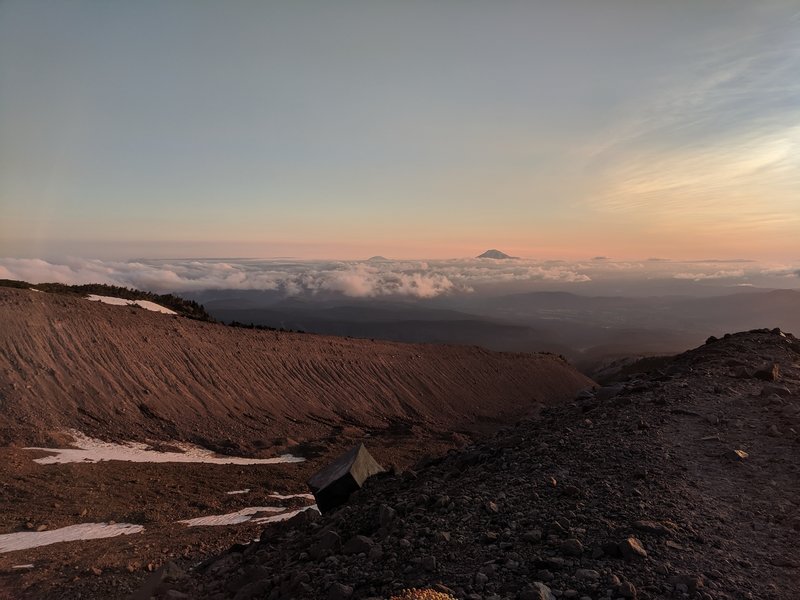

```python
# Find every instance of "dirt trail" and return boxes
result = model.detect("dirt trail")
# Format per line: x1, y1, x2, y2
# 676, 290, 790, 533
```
0, 287, 592, 451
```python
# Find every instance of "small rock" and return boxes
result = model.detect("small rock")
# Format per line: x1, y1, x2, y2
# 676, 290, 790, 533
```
654, 563, 670, 575
668, 574, 703, 593
378, 504, 396, 527
561, 485, 581, 497
522, 529, 543, 543
633, 520, 675, 536
575, 569, 600, 580
434, 584, 457, 596
601, 541, 622, 557
761, 384, 792, 397
754, 363, 780, 381
342, 535, 374, 555
311, 531, 342, 559
328, 582, 353, 600
617, 581, 637, 598
618, 537, 647, 559
519, 582, 555, 600
422, 556, 436, 572
559, 539, 583, 556
548, 521, 567, 535
727, 449, 749, 461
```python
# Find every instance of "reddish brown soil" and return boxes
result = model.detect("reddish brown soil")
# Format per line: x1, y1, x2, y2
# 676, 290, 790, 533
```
0, 287, 593, 599
0, 431, 461, 600
0, 287, 592, 451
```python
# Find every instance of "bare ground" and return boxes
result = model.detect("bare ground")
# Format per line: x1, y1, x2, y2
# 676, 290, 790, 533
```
165, 329, 800, 600
0, 287, 593, 599
0, 287, 592, 450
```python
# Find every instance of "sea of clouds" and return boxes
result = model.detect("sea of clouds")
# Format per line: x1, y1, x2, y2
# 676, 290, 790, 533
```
0, 257, 797, 299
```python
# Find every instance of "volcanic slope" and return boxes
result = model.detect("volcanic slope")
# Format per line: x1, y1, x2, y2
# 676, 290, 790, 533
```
0, 287, 592, 450
168, 329, 800, 600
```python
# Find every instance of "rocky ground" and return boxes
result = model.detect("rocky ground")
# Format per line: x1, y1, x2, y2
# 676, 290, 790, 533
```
158, 329, 800, 600
0, 286, 593, 600
0, 425, 480, 600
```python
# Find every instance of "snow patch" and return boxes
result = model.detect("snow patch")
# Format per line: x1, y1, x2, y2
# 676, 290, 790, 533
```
256, 506, 319, 525
179, 505, 319, 528
25, 430, 305, 465
86, 294, 176, 315
178, 507, 285, 527
269, 493, 315, 501
226, 489, 251, 495
0, 523, 143, 553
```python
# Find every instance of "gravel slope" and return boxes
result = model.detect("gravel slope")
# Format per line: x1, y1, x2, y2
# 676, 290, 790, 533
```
0, 287, 592, 451
165, 329, 800, 600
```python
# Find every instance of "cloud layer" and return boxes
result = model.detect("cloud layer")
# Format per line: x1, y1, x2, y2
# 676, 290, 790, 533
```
1, 257, 798, 299
0, 257, 590, 298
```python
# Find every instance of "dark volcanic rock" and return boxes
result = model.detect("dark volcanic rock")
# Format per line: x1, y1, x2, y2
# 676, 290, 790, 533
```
307, 443, 384, 514
618, 537, 647, 559
168, 329, 800, 600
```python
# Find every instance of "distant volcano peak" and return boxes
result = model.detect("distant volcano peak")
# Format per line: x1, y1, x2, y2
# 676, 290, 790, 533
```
477, 249, 515, 259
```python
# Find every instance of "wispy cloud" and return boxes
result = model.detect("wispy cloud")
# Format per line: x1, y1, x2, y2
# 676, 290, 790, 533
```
584, 13, 800, 232
673, 270, 746, 281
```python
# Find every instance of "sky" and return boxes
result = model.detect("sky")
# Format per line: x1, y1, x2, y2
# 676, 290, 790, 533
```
1, 1, 799, 261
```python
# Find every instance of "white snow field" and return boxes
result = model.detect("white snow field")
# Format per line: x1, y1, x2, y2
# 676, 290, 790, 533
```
0, 523, 144, 553
86, 294, 177, 315
25, 430, 305, 465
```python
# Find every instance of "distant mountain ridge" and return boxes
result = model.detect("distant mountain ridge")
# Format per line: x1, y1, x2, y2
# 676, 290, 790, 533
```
0, 279, 213, 321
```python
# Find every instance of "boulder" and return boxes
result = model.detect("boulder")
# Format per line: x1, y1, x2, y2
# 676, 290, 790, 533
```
753, 363, 780, 381
307, 443, 384, 514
